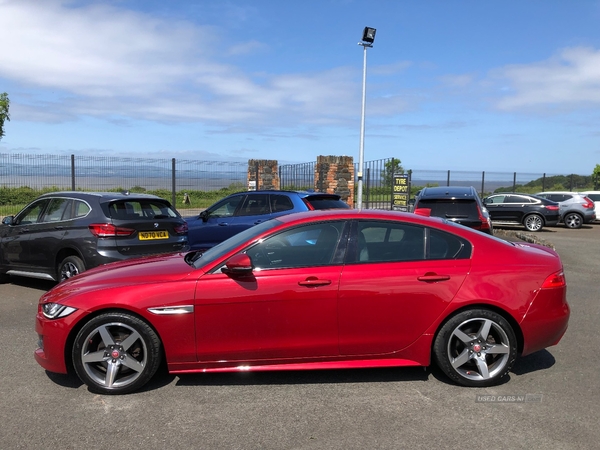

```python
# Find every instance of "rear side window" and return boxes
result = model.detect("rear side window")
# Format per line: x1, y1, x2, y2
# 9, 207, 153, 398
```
355, 221, 471, 263
42, 199, 71, 222
417, 199, 477, 218
270, 194, 294, 212
238, 194, 270, 216
108, 200, 179, 220
305, 196, 350, 210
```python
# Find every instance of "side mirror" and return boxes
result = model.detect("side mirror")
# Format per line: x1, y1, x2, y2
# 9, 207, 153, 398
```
2, 216, 15, 225
199, 210, 209, 222
221, 253, 254, 276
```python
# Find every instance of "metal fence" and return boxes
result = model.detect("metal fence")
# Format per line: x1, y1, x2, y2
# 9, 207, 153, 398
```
1, 153, 596, 216
0, 153, 248, 204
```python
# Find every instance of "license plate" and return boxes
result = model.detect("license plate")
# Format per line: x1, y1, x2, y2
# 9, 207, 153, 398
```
138, 230, 169, 240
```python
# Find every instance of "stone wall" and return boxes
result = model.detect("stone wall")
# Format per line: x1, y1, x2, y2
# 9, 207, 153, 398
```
248, 159, 279, 190
315, 156, 354, 206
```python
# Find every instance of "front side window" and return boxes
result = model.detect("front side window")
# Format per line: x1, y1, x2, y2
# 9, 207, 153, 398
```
247, 221, 346, 269
206, 196, 245, 219
485, 195, 505, 204
14, 200, 49, 225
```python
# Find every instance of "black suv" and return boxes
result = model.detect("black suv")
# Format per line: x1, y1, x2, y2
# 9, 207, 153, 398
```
0, 192, 188, 283
413, 186, 493, 234
482, 193, 560, 232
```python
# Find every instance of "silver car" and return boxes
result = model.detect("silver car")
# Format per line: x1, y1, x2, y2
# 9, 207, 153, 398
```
535, 191, 596, 229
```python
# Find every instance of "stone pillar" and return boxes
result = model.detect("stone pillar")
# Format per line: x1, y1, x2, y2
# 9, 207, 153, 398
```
315, 156, 354, 206
248, 160, 279, 190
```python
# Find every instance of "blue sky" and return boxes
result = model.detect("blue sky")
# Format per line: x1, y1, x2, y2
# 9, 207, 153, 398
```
1, 0, 600, 175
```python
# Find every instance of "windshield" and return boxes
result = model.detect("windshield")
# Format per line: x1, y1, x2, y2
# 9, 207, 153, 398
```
191, 218, 282, 268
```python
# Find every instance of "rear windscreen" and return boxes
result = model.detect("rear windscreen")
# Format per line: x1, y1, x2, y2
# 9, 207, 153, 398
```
417, 199, 477, 218
108, 200, 180, 220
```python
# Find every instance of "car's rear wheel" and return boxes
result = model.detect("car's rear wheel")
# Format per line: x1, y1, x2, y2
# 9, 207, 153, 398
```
72, 313, 162, 395
433, 309, 517, 387
523, 214, 544, 232
58, 255, 85, 282
563, 212, 583, 229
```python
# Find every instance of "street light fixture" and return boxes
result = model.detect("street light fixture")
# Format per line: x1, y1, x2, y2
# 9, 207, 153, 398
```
357, 26, 376, 210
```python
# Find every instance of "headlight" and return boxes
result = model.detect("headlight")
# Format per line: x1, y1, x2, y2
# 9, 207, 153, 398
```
42, 303, 77, 319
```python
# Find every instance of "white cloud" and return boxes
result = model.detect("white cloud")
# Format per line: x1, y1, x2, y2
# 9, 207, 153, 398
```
491, 47, 600, 111
0, 0, 412, 128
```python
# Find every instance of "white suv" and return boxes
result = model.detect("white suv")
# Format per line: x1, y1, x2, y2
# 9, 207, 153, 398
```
535, 191, 596, 229
580, 191, 600, 220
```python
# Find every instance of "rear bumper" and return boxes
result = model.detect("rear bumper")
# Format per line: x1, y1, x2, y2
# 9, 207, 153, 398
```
520, 287, 570, 356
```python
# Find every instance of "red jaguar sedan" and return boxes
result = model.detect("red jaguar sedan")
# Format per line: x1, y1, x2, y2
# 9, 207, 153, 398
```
34, 209, 570, 395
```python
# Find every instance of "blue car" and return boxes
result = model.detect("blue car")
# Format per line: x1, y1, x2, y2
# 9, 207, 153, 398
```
186, 190, 350, 250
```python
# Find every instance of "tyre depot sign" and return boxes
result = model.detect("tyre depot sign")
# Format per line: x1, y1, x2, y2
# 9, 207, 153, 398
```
392, 174, 410, 211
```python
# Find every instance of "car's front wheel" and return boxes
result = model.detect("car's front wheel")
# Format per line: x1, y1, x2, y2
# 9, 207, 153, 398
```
433, 309, 517, 387
72, 313, 162, 395
563, 212, 583, 229
58, 255, 85, 282
523, 214, 544, 232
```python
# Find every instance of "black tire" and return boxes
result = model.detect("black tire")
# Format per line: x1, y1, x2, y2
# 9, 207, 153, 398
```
58, 255, 85, 282
433, 309, 517, 387
523, 214, 544, 232
72, 312, 162, 395
563, 212, 583, 229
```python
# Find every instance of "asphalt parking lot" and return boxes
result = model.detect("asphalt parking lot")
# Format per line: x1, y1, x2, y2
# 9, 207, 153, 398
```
1, 224, 599, 450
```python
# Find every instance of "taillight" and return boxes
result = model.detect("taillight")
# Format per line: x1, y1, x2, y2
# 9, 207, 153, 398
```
545, 205, 560, 211
476, 205, 491, 230
88, 223, 135, 237
582, 196, 594, 209
541, 270, 566, 289
174, 223, 188, 235
302, 198, 315, 211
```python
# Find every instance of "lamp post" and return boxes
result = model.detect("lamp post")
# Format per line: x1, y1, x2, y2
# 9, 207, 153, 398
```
356, 26, 376, 210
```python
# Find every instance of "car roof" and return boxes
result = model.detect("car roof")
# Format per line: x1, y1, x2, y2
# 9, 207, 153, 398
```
418, 186, 477, 198
273, 208, 447, 228
38, 191, 164, 201
228, 190, 342, 198
536, 191, 582, 195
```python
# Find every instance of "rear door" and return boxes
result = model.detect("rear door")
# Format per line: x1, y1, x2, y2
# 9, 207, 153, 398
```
338, 221, 471, 355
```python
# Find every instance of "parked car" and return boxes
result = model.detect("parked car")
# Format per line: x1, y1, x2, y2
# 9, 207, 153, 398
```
34, 209, 569, 394
579, 191, 600, 215
412, 186, 493, 234
534, 191, 596, 229
0, 192, 188, 283
186, 190, 350, 250
482, 193, 560, 232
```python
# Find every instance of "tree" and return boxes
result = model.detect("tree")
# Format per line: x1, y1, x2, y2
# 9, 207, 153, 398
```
593, 164, 600, 190
0, 92, 9, 141
381, 158, 405, 186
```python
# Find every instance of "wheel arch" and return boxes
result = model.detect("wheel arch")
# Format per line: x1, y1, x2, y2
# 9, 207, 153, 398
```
63, 307, 166, 375
431, 303, 525, 357
55, 247, 86, 273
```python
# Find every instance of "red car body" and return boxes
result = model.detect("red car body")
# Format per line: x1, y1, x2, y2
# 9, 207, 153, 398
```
35, 209, 569, 394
